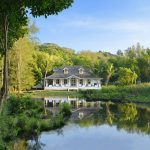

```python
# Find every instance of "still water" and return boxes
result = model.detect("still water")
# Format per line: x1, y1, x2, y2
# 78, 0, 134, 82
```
29, 98, 150, 150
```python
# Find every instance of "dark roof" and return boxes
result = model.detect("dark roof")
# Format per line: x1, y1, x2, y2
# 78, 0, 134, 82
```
46, 66, 100, 79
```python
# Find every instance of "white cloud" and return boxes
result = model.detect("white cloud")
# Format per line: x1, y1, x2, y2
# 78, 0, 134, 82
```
61, 16, 150, 32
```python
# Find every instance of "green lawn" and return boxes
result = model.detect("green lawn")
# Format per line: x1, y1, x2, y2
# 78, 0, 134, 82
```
21, 90, 81, 98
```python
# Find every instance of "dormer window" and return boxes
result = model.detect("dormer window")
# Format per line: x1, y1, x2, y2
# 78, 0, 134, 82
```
79, 68, 84, 74
63, 68, 68, 74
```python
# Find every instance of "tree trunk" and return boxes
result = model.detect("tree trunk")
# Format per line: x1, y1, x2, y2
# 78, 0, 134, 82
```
43, 71, 47, 89
105, 74, 111, 86
17, 49, 21, 94
1, 57, 3, 88
0, 15, 9, 113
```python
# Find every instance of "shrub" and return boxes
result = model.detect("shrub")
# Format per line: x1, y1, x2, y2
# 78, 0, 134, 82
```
25, 118, 41, 136
52, 113, 65, 128
0, 138, 6, 150
0, 96, 69, 148
0, 116, 19, 141
3, 96, 44, 118
59, 103, 71, 117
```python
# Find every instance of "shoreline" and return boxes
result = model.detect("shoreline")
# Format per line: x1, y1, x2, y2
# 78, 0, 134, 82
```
16, 83, 150, 104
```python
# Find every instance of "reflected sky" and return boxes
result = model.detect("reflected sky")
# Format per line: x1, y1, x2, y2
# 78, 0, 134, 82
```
28, 102, 150, 150
38, 123, 150, 150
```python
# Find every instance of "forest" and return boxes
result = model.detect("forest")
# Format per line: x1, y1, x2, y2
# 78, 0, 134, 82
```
0, 23, 150, 94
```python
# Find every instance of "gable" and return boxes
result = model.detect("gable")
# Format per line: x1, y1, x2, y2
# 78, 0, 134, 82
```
66, 75, 81, 79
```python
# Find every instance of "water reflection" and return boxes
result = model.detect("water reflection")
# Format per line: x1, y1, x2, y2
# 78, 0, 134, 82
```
28, 136, 45, 150
37, 124, 150, 150
78, 103, 150, 135
29, 97, 150, 150
44, 97, 150, 134
44, 97, 102, 108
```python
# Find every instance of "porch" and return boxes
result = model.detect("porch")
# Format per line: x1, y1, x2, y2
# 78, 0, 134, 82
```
44, 78, 101, 90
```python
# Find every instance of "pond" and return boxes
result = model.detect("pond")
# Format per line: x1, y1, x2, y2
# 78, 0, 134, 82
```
28, 97, 150, 150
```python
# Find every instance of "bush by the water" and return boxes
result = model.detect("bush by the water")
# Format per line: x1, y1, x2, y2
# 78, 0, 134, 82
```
3, 96, 44, 117
0, 96, 71, 149
59, 103, 71, 117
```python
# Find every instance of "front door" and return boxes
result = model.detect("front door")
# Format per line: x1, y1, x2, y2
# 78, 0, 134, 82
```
71, 78, 76, 87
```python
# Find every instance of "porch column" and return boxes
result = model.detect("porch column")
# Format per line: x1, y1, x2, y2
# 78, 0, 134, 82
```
76, 79, 79, 87
68, 78, 71, 87
60, 79, 63, 86
83, 79, 86, 86
53, 79, 55, 86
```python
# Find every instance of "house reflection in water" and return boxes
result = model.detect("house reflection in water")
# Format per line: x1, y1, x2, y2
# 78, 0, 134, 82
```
44, 97, 102, 120
44, 97, 102, 108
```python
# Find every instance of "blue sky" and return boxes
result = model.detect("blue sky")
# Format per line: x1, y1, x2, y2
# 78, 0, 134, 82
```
30, 0, 150, 53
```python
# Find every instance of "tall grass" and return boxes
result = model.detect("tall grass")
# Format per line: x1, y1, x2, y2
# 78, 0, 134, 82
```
80, 83, 150, 102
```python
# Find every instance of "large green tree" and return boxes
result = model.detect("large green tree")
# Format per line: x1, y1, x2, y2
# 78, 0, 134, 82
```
0, 0, 73, 111
39, 43, 75, 66
33, 51, 60, 85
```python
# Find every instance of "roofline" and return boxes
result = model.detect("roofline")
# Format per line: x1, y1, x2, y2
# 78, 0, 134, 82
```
46, 76, 102, 80
66, 75, 81, 79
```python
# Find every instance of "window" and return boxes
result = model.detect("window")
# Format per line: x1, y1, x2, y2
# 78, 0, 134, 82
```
64, 79, 68, 85
79, 79, 83, 85
63, 68, 68, 74
87, 79, 91, 84
71, 78, 76, 86
79, 68, 84, 74
56, 79, 60, 84
48, 79, 53, 85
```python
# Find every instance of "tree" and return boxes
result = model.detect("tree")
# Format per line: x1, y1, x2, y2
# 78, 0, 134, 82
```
9, 36, 35, 93
0, 55, 2, 88
0, 6, 28, 102
117, 67, 138, 85
117, 49, 123, 56
0, 0, 73, 112
33, 51, 60, 85
137, 55, 150, 82
73, 50, 100, 69
38, 43, 75, 66
105, 63, 115, 85
125, 43, 145, 58
98, 60, 114, 85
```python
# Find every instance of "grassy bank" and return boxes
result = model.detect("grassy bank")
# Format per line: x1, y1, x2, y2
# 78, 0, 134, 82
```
12, 83, 150, 103
80, 83, 150, 102
0, 96, 71, 150
21, 83, 150, 102
20, 90, 81, 98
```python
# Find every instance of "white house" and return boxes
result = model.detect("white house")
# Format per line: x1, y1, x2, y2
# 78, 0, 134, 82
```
44, 66, 102, 90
